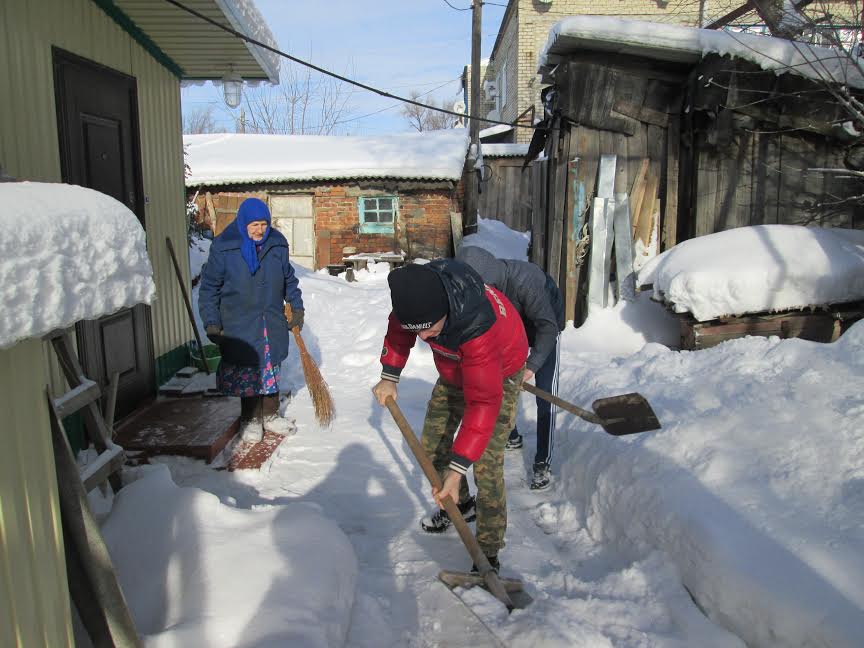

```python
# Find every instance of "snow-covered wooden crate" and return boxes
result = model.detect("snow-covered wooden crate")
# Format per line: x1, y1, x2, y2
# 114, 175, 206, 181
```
638, 224, 864, 349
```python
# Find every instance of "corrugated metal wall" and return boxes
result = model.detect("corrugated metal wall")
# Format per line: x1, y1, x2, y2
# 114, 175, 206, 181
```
0, 0, 192, 380
0, 0, 192, 643
0, 341, 73, 647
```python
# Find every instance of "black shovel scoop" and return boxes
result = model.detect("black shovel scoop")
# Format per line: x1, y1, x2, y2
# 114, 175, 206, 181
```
522, 383, 661, 435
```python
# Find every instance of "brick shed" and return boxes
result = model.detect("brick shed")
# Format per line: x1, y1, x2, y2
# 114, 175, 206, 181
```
184, 130, 469, 269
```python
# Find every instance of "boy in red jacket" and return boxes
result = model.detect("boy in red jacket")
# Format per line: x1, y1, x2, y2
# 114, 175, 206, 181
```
372, 260, 528, 571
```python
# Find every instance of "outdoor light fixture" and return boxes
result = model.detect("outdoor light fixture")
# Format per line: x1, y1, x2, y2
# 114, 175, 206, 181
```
222, 68, 243, 108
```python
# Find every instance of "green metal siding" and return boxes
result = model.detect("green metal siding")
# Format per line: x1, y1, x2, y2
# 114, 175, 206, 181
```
0, 0, 195, 386
0, 340, 73, 648
0, 0, 198, 642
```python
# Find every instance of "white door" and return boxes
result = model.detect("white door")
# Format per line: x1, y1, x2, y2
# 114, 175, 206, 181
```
270, 195, 315, 269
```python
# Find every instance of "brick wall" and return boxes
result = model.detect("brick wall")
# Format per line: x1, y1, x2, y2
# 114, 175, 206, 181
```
192, 183, 458, 269
315, 185, 456, 265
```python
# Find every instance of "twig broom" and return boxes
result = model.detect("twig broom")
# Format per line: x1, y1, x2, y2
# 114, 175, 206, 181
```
284, 304, 335, 426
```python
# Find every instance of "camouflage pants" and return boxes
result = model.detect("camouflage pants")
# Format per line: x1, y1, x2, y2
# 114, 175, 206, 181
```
421, 369, 523, 556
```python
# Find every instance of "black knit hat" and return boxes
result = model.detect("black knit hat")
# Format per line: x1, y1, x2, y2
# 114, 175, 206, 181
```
388, 264, 449, 330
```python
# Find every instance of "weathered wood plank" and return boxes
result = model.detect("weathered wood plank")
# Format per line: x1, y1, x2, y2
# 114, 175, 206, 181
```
662, 116, 681, 249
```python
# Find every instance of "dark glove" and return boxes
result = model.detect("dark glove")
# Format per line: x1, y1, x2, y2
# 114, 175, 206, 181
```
287, 308, 305, 331
205, 324, 223, 343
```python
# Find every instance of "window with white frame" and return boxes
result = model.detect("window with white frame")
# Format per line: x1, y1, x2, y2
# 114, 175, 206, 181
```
496, 60, 507, 113
359, 196, 397, 234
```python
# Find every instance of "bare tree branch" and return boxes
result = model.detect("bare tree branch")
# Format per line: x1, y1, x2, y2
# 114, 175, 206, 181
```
400, 91, 459, 131
183, 105, 217, 134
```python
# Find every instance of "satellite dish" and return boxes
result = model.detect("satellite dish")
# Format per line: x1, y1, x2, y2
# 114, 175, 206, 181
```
453, 100, 466, 114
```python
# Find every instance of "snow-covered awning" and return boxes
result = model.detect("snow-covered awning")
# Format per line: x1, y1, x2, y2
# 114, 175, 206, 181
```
109, 0, 280, 83
539, 16, 864, 89
482, 143, 530, 158
184, 129, 471, 187
0, 183, 155, 350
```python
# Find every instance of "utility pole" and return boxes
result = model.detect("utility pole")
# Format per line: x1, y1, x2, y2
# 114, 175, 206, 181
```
464, 0, 482, 235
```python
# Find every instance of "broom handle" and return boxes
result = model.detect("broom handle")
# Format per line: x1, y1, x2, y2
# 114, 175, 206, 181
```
522, 382, 604, 425
384, 396, 515, 610
284, 303, 305, 348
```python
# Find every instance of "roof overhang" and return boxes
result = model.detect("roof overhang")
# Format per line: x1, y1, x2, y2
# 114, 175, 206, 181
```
96, 0, 280, 82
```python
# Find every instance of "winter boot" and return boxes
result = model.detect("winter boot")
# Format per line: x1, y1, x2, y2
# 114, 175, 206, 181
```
470, 554, 500, 574
530, 462, 551, 491
239, 396, 263, 443
420, 495, 476, 533
505, 429, 523, 450
262, 393, 297, 437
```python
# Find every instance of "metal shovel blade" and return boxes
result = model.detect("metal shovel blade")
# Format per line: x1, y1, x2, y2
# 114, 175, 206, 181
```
592, 393, 661, 435
439, 570, 534, 609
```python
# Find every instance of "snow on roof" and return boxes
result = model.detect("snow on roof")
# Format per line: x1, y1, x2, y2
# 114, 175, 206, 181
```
184, 129, 470, 187
637, 224, 864, 321
215, 0, 281, 83
540, 16, 864, 89
482, 143, 530, 157
479, 123, 513, 138
0, 183, 155, 350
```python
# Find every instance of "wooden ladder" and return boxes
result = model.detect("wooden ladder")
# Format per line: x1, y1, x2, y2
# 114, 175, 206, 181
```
46, 330, 124, 493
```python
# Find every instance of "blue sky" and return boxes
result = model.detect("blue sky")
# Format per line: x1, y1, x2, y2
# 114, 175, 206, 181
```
181, 0, 508, 135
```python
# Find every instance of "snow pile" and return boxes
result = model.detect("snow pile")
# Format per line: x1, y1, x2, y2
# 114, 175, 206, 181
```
552, 323, 864, 647
184, 129, 470, 186
461, 217, 530, 260
101, 465, 357, 647
481, 143, 530, 158
638, 225, 864, 321
540, 16, 864, 88
0, 182, 155, 349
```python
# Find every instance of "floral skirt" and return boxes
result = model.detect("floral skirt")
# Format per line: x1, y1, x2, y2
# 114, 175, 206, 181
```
216, 318, 281, 397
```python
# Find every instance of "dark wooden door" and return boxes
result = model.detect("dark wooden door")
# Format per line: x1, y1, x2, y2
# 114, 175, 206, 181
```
53, 48, 155, 419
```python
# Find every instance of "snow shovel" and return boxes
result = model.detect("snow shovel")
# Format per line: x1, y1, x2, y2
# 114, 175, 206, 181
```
522, 383, 661, 435
384, 397, 533, 611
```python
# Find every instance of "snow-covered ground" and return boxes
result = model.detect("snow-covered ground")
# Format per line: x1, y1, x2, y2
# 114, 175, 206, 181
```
97, 219, 864, 646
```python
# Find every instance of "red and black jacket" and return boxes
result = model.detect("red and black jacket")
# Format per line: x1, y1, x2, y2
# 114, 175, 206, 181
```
381, 259, 528, 473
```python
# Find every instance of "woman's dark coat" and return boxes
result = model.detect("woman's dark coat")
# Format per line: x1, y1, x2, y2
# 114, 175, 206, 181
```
198, 225, 303, 367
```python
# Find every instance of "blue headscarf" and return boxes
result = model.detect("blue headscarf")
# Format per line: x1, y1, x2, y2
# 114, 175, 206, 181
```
235, 198, 272, 275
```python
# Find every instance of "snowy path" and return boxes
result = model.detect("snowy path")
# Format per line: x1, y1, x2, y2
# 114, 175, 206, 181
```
161, 267, 741, 647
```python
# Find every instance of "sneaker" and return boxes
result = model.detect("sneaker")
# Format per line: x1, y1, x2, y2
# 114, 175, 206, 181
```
505, 432, 523, 451
530, 463, 551, 491
470, 554, 500, 574
239, 419, 263, 443
263, 415, 297, 437
420, 495, 476, 533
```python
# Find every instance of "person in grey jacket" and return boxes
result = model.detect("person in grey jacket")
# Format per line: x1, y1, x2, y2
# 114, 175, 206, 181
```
456, 245, 565, 490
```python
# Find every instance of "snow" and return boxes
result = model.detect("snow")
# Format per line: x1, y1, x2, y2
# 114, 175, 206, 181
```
479, 123, 513, 138
481, 143, 531, 158
93, 217, 864, 646
638, 224, 864, 321
0, 182, 155, 349
540, 16, 864, 89
184, 129, 470, 187
461, 217, 531, 260
101, 464, 357, 647
212, 0, 280, 83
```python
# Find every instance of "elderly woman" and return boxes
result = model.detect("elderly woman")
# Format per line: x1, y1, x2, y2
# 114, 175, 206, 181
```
198, 197, 304, 441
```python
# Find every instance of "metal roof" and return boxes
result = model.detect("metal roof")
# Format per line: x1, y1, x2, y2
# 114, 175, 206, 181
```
107, 0, 280, 82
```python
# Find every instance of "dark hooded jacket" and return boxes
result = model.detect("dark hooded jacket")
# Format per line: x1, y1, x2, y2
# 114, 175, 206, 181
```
380, 259, 528, 468
198, 224, 303, 367
456, 246, 564, 373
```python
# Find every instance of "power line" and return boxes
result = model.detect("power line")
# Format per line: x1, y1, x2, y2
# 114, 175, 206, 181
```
162, 0, 540, 130
442, 0, 471, 11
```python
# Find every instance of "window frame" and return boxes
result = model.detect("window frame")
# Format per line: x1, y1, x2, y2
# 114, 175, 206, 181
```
358, 195, 398, 234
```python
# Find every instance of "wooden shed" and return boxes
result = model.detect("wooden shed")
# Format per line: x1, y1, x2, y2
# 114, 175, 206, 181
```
530, 17, 864, 325
185, 130, 469, 269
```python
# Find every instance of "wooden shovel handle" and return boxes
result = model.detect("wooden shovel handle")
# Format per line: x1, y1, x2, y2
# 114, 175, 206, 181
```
384, 396, 515, 610
522, 382, 604, 425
